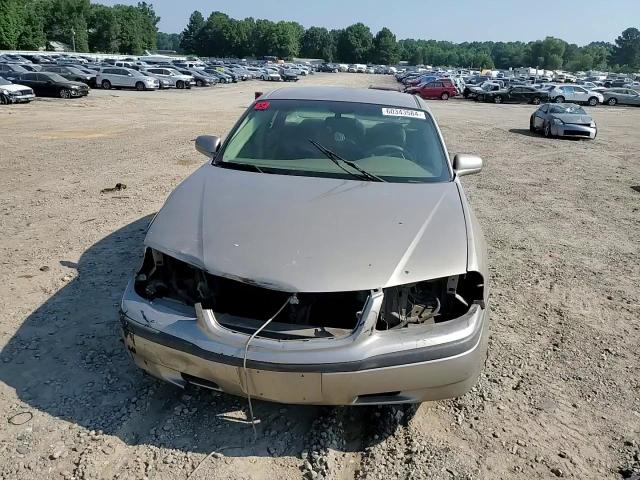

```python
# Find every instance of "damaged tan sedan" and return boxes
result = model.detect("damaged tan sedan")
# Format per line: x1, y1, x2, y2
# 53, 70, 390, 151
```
120, 86, 489, 405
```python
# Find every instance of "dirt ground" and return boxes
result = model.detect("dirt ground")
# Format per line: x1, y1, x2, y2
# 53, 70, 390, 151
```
0, 72, 639, 480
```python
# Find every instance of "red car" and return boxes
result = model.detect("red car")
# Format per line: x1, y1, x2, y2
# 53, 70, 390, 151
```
409, 79, 457, 100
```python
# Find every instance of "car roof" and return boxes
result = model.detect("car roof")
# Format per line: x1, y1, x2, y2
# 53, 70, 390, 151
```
262, 86, 423, 109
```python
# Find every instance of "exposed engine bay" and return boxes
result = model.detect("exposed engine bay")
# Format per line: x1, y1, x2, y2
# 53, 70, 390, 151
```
134, 249, 484, 338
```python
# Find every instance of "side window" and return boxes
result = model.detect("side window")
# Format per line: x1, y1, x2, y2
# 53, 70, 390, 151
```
574, 87, 586, 93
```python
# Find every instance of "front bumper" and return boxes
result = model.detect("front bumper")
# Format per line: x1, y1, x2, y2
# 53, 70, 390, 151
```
551, 123, 597, 139
120, 281, 489, 405
6, 93, 35, 103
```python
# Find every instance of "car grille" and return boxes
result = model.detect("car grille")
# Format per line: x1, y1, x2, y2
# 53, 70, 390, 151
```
564, 130, 590, 136
18, 89, 32, 95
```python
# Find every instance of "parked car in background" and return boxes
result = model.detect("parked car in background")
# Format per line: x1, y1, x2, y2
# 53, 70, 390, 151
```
120, 86, 489, 406
41, 65, 93, 85
463, 81, 502, 99
0, 63, 28, 80
477, 85, 549, 104
0, 76, 35, 104
530, 103, 597, 139
410, 79, 457, 100
176, 68, 215, 87
604, 78, 631, 88
137, 70, 171, 89
280, 68, 299, 82
17, 64, 42, 72
602, 88, 640, 106
261, 68, 282, 81
546, 85, 603, 106
97, 67, 159, 90
13, 72, 89, 98
144, 67, 193, 89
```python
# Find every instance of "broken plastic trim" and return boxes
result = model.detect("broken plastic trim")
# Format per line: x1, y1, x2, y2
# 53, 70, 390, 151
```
134, 248, 370, 339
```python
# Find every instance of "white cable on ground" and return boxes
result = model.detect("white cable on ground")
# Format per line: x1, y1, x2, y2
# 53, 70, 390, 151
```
241, 294, 295, 438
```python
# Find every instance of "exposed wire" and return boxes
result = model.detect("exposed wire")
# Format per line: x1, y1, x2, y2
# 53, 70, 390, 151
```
241, 294, 295, 439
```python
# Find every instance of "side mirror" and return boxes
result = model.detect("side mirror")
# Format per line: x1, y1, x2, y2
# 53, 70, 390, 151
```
195, 135, 221, 158
453, 154, 483, 177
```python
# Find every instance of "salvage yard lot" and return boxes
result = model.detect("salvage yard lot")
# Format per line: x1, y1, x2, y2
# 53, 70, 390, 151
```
0, 73, 639, 479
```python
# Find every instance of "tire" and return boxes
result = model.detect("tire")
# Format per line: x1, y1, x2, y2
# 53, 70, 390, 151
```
587, 96, 598, 106
101, 80, 111, 90
532, 97, 541, 105
544, 122, 552, 138
0, 94, 8, 105
607, 98, 617, 106
176, 80, 184, 89
135, 81, 145, 91
529, 116, 536, 132
440, 92, 449, 100
463, 91, 469, 98
196, 79, 203, 87
554, 96, 565, 103
59, 88, 71, 99
493, 95, 503, 104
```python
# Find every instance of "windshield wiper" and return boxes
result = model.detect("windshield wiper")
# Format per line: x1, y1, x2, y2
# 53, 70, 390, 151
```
216, 161, 264, 173
308, 139, 385, 182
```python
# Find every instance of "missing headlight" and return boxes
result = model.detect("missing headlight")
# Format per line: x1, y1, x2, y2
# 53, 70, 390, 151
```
377, 272, 484, 330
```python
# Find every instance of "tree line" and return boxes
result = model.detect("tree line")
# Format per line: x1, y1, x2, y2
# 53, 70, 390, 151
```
0, 0, 159, 55
1, 2, 639, 72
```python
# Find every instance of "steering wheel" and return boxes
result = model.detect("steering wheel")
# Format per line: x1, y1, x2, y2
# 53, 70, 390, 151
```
367, 144, 407, 159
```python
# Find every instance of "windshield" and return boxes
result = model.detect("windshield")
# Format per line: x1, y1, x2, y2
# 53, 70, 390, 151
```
219, 99, 451, 183
0, 77, 11, 85
549, 104, 587, 114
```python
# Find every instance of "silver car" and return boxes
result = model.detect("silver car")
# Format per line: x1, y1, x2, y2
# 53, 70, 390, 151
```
602, 88, 640, 106
530, 103, 597, 139
97, 67, 159, 91
144, 67, 194, 89
120, 87, 489, 405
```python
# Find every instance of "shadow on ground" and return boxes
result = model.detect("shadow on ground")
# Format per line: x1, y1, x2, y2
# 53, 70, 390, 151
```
0, 216, 404, 457
508, 128, 541, 138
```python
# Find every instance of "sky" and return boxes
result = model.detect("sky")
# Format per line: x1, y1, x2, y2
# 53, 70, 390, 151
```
97, 0, 639, 45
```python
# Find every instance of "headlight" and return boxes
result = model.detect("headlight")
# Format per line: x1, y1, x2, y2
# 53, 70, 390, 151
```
552, 118, 564, 125
590, 121, 596, 128
71, 85, 79, 89
1, 89, 9, 95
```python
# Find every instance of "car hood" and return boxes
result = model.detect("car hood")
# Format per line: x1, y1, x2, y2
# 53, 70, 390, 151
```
145, 165, 469, 292
551, 113, 593, 124
1, 84, 31, 92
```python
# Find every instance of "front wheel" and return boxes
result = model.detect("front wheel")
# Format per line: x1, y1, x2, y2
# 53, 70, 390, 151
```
196, 79, 203, 87
0, 94, 8, 105
607, 98, 617, 106
176, 80, 184, 89
554, 96, 565, 103
135, 81, 145, 91
441, 92, 449, 100
493, 95, 503, 104
587, 97, 599, 106
532, 97, 541, 105
101, 80, 111, 90
529, 116, 536, 132
59, 88, 71, 99
544, 122, 552, 138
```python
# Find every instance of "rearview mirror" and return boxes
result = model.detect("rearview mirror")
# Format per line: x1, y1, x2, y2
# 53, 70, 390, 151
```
195, 135, 221, 158
453, 154, 483, 176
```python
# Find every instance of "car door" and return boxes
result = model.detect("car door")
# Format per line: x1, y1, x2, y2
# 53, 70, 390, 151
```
626, 89, 640, 105
557, 86, 573, 101
15, 73, 38, 93
572, 86, 589, 103
36, 73, 58, 95
508, 87, 523, 103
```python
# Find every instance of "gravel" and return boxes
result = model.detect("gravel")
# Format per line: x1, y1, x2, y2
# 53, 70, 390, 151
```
0, 73, 638, 479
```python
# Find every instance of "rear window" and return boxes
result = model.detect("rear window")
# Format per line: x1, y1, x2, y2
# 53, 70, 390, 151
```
219, 99, 451, 184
